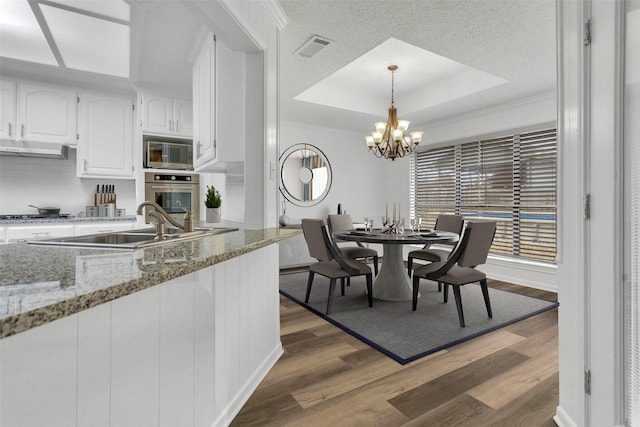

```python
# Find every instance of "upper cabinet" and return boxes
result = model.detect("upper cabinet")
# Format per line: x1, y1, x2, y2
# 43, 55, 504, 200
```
77, 92, 134, 179
192, 33, 244, 172
0, 80, 16, 140
139, 94, 192, 138
192, 33, 215, 169
0, 80, 77, 145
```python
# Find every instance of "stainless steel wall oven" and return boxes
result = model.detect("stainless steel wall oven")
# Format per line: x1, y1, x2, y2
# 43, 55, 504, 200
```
144, 172, 199, 224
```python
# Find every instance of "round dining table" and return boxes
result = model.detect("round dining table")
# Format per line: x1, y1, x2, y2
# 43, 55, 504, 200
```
333, 229, 459, 301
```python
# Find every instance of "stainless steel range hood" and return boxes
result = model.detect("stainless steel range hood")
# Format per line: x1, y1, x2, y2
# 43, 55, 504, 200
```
0, 140, 69, 159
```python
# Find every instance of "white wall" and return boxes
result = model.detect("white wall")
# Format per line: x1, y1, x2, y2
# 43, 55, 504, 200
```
279, 121, 410, 226
415, 91, 557, 147
0, 149, 137, 216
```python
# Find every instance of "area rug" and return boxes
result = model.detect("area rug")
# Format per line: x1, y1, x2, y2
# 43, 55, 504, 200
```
279, 272, 558, 365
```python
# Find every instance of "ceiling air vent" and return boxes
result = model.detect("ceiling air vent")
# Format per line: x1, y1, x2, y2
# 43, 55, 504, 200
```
295, 35, 332, 58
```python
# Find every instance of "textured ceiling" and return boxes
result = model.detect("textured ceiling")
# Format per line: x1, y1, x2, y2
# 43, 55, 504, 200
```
279, 0, 557, 132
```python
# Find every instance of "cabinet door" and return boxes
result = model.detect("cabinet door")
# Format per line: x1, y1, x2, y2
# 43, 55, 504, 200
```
17, 83, 77, 144
6, 225, 74, 242
193, 34, 216, 168
0, 80, 16, 140
173, 98, 193, 137
142, 94, 173, 135
77, 93, 134, 178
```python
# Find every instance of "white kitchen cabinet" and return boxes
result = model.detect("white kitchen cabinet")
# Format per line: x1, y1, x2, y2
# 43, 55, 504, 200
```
5, 224, 74, 242
77, 92, 134, 179
74, 221, 134, 236
193, 34, 245, 172
0, 227, 5, 243
0, 80, 16, 140
173, 97, 193, 137
17, 82, 78, 145
192, 32, 215, 168
140, 94, 192, 138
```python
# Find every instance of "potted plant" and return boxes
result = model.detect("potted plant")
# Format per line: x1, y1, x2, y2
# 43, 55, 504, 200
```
205, 185, 222, 223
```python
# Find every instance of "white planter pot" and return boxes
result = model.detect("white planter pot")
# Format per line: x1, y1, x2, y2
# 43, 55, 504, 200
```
206, 207, 221, 223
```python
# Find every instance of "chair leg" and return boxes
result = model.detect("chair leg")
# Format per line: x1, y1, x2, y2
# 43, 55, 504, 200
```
326, 278, 337, 315
340, 278, 345, 296
366, 273, 373, 307
480, 279, 493, 319
407, 256, 413, 277
305, 271, 315, 303
347, 277, 351, 287
373, 256, 379, 275
443, 283, 448, 303
438, 282, 442, 292
412, 275, 420, 311
452, 285, 465, 327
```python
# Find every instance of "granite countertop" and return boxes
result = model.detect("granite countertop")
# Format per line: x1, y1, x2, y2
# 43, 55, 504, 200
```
0, 216, 138, 225
0, 227, 301, 339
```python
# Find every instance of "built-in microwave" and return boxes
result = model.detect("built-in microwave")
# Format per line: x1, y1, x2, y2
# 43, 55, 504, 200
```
143, 135, 193, 170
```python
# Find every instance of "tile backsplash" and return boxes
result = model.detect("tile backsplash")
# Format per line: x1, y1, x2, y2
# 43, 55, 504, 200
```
0, 149, 136, 216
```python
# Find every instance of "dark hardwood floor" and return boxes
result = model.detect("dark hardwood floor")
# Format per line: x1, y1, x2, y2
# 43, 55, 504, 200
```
231, 274, 559, 426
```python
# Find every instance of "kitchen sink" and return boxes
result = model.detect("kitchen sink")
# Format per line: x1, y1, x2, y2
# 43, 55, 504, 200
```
28, 227, 238, 249
128, 227, 220, 235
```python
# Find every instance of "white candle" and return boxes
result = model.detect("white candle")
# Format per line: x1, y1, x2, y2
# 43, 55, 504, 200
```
398, 203, 400, 221
393, 203, 396, 222
385, 203, 388, 223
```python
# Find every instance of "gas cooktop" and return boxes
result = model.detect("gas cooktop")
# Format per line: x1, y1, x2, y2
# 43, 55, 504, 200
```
0, 214, 73, 220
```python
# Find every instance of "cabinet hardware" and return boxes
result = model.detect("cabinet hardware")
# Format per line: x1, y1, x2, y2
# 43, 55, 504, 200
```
8, 122, 11, 137
21, 124, 24, 138
584, 19, 591, 46
169, 120, 173, 132
84, 159, 87, 171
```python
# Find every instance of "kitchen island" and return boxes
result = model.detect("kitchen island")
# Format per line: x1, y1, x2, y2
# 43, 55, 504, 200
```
0, 227, 299, 427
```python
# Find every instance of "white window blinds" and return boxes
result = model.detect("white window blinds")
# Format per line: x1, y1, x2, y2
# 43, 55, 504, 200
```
413, 128, 557, 262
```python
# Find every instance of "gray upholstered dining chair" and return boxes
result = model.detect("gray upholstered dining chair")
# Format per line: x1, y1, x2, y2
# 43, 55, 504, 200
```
327, 214, 379, 275
407, 214, 464, 277
301, 219, 373, 315
411, 221, 497, 327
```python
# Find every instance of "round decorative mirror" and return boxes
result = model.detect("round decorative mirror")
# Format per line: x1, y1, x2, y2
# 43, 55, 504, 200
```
280, 144, 332, 207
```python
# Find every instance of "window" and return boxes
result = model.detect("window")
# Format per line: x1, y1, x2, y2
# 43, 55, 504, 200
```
412, 128, 557, 262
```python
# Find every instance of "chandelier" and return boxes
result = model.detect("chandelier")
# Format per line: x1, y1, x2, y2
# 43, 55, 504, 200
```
365, 65, 423, 160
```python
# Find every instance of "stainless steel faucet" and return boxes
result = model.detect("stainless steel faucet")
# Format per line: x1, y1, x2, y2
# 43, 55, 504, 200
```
136, 201, 194, 240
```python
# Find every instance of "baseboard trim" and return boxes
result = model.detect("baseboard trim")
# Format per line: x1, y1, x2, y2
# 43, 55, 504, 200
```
553, 405, 578, 427
216, 342, 284, 426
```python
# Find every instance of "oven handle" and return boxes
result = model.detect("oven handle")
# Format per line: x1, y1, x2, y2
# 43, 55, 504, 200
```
149, 184, 198, 190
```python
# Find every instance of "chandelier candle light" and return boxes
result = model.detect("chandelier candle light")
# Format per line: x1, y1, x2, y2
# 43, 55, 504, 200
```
365, 65, 423, 160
